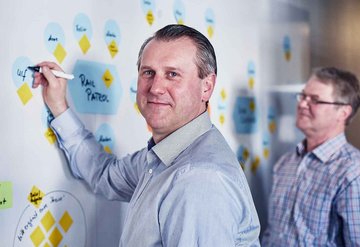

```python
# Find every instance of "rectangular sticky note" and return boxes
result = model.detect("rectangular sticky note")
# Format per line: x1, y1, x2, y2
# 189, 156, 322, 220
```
0, 181, 13, 209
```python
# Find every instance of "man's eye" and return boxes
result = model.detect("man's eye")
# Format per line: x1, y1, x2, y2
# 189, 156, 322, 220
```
143, 70, 154, 77
168, 72, 177, 77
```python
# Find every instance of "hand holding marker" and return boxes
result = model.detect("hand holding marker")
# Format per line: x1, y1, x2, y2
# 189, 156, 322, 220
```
28, 66, 74, 80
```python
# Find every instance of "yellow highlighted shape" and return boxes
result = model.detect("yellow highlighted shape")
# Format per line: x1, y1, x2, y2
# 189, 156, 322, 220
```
220, 88, 227, 100
28, 185, 45, 208
104, 145, 112, 154
134, 102, 140, 113
146, 10, 154, 25
248, 77, 255, 89
44, 127, 57, 144
53, 43, 67, 64
108, 40, 119, 58
102, 69, 114, 88
243, 148, 249, 161
219, 114, 225, 125
251, 156, 260, 173
79, 34, 91, 54
49, 227, 63, 247
60, 211, 73, 233
17, 82, 33, 105
249, 100, 256, 112
268, 121, 276, 134
263, 148, 270, 159
207, 26, 214, 38
44, 243, 51, 247
177, 19, 184, 25
30, 226, 45, 247
285, 51, 291, 61
41, 210, 55, 232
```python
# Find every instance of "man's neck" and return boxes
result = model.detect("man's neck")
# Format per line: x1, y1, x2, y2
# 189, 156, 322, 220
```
305, 131, 344, 152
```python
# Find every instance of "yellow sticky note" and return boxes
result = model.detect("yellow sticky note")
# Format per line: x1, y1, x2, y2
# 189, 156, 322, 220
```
49, 227, 63, 247
177, 19, 184, 25
30, 226, 45, 247
146, 10, 154, 25
53, 43, 67, 64
219, 114, 225, 125
102, 69, 113, 88
251, 156, 260, 173
59, 211, 73, 233
268, 121, 276, 134
108, 40, 118, 58
17, 82, 33, 105
44, 127, 57, 144
285, 51, 291, 61
249, 100, 256, 112
207, 26, 214, 38
248, 77, 255, 89
28, 186, 45, 208
41, 210, 55, 232
220, 88, 227, 100
263, 148, 270, 159
104, 145, 112, 154
79, 34, 91, 54
134, 102, 140, 113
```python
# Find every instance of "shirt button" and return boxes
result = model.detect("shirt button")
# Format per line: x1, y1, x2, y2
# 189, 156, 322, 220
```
149, 169, 153, 174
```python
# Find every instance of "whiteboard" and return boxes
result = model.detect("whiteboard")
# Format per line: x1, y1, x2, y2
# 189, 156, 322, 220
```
0, 0, 309, 245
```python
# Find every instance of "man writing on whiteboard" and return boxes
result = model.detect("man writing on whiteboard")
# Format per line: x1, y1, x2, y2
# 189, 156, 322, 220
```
33, 24, 260, 246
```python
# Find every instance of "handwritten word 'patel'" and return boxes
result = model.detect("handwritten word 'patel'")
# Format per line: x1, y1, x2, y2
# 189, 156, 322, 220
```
79, 74, 109, 103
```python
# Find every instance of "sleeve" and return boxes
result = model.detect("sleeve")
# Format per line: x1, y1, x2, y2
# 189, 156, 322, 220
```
158, 167, 260, 247
50, 108, 144, 202
335, 175, 360, 245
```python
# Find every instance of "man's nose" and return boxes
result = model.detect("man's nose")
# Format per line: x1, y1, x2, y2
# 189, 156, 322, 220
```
149, 75, 166, 94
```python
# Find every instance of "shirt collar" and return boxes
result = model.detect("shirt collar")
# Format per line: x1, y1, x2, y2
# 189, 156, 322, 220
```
151, 111, 212, 166
296, 133, 347, 163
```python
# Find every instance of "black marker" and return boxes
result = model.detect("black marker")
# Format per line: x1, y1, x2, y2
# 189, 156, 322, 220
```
28, 66, 74, 80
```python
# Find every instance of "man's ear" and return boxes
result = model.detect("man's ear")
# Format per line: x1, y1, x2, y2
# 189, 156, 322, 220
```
339, 105, 352, 124
201, 73, 216, 102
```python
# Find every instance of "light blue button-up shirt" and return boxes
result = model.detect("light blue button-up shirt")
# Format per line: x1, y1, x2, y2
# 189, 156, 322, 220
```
51, 109, 260, 246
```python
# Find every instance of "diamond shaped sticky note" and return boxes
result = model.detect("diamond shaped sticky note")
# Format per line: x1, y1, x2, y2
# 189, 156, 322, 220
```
41, 210, 56, 232
146, 10, 154, 25
49, 227, 63, 247
177, 19, 184, 25
251, 156, 260, 173
28, 186, 45, 208
207, 26, 214, 38
249, 100, 255, 112
59, 211, 73, 233
17, 82, 33, 105
44, 127, 57, 144
248, 77, 255, 89
53, 43, 67, 64
79, 34, 91, 54
219, 114, 225, 125
108, 40, 118, 58
263, 148, 270, 159
44, 243, 51, 247
220, 88, 227, 100
30, 226, 45, 247
102, 69, 114, 88
268, 121, 276, 134
104, 145, 112, 154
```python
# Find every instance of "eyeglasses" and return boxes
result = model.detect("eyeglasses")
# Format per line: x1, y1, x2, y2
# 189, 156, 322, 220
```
296, 92, 349, 106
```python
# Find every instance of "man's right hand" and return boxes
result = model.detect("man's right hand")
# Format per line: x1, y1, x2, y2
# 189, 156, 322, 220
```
32, 61, 69, 117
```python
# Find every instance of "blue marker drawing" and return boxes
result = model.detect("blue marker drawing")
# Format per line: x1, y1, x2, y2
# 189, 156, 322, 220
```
173, 0, 186, 24
232, 96, 258, 134
44, 22, 65, 53
95, 123, 115, 153
69, 60, 122, 115
73, 13, 93, 40
12, 56, 33, 88
104, 19, 121, 45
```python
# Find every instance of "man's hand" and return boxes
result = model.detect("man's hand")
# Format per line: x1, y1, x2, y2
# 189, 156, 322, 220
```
32, 61, 69, 117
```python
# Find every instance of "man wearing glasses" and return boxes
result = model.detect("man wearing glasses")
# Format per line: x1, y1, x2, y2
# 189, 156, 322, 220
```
262, 67, 360, 246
